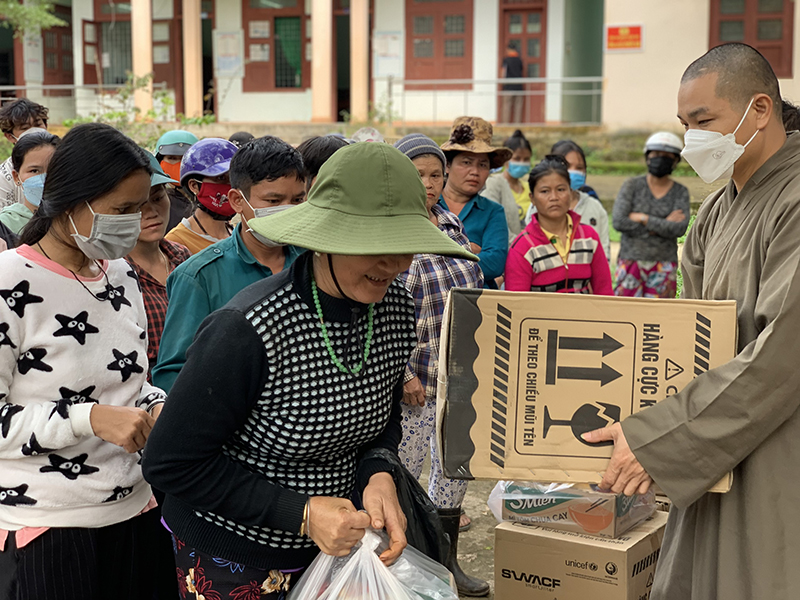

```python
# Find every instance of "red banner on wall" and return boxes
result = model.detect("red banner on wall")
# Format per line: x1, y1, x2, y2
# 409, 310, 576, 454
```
606, 25, 644, 52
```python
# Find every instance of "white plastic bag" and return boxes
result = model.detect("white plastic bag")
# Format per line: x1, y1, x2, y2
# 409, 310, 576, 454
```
288, 529, 458, 600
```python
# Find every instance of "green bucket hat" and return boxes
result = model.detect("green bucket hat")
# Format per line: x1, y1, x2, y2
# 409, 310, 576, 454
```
248, 143, 478, 261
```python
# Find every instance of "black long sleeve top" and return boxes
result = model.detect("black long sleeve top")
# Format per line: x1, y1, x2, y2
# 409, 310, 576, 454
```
142, 251, 416, 569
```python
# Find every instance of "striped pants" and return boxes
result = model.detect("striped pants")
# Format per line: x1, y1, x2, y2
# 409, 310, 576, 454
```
0, 510, 175, 600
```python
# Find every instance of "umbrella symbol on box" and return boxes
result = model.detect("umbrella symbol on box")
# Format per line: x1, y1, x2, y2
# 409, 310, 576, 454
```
542, 402, 621, 446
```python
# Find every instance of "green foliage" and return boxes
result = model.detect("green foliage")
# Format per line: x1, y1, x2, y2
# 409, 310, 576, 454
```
607, 223, 621, 244
0, 137, 11, 162
0, 0, 66, 35
369, 93, 400, 125
588, 161, 696, 177
675, 214, 697, 298
177, 113, 217, 126
61, 73, 213, 148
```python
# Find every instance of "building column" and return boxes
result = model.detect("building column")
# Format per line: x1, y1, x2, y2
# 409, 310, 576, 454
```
183, 0, 203, 118
311, 0, 333, 122
350, 0, 369, 122
131, 0, 154, 114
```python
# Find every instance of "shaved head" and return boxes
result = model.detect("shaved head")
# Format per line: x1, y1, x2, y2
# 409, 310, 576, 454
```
682, 43, 781, 116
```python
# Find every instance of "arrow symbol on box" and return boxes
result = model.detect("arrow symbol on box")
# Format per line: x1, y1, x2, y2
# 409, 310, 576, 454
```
558, 333, 624, 357
557, 363, 623, 387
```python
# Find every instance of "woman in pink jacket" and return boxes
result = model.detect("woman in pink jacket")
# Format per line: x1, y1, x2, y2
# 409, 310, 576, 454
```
505, 155, 612, 295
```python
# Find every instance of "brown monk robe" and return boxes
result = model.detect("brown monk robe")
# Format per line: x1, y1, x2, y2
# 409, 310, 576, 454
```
584, 44, 800, 599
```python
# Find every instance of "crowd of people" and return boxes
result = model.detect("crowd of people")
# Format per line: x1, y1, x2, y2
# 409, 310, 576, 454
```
0, 40, 799, 600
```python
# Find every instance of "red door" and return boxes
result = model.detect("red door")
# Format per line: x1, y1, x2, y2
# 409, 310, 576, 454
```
43, 5, 75, 95
499, 5, 546, 124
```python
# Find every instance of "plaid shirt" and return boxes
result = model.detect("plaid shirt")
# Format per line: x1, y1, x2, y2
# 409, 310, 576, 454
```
126, 239, 191, 377
398, 204, 484, 398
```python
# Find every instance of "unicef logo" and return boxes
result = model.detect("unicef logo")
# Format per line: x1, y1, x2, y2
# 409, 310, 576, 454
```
589, 563, 598, 572
712, 150, 726, 160
605, 562, 618, 576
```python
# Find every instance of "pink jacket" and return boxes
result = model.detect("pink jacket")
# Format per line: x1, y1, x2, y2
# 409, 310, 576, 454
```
505, 210, 612, 295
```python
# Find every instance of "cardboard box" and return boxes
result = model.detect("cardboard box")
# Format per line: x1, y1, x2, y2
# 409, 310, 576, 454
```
436, 289, 736, 491
488, 481, 656, 539
495, 511, 668, 600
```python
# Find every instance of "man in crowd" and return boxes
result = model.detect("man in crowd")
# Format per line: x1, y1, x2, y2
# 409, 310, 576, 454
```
0, 98, 49, 209
500, 43, 524, 124
152, 136, 306, 392
584, 42, 800, 599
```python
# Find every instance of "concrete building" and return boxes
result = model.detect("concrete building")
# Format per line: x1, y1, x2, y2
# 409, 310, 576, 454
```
0, 0, 797, 129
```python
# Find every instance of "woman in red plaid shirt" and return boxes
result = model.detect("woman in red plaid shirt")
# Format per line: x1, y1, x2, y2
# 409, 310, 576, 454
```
125, 150, 191, 378
394, 134, 488, 597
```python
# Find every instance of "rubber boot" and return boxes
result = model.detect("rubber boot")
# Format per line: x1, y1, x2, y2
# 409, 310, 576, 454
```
438, 507, 490, 597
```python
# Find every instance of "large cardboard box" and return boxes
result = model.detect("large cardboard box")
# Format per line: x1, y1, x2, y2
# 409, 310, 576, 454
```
495, 511, 668, 600
436, 289, 736, 490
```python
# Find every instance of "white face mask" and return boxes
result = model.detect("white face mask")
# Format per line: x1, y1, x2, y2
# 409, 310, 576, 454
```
242, 193, 294, 248
681, 97, 758, 184
69, 202, 142, 260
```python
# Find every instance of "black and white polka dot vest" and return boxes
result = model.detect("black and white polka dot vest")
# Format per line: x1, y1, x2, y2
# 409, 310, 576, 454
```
195, 278, 417, 550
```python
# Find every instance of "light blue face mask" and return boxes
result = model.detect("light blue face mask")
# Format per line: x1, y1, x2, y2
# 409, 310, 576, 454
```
507, 161, 532, 179
21, 173, 46, 207
568, 170, 586, 191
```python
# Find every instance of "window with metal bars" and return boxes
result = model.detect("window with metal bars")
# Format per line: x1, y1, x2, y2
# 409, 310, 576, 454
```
101, 21, 132, 85
241, 0, 309, 92
274, 16, 302, 88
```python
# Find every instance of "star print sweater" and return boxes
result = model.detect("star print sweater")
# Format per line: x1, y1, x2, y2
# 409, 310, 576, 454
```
0, 245, 165, 530
142, 251, 417, 569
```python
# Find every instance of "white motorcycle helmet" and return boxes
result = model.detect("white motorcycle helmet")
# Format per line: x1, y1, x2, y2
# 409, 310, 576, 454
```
643, 132, 683, 157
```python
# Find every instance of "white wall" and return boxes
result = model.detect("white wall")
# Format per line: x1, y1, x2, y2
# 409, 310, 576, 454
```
545, 0, 565, 122
470, 0, 499, 122
71, 0, 95, 119
776, 7, 800, 103
372, 0, 403, 121
213, 0, 312, 122
602, 0, 709, 130
373, 0, 500, 124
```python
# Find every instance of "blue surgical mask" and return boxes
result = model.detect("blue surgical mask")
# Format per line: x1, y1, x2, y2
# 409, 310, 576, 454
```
21, 173, 46, 207
568, 170, 586, 190
507, 161, 531, 179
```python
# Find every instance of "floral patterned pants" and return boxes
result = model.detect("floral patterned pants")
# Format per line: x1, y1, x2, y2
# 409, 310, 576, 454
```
399, 396, 468, 509
171, 532, 306, 600
614, 260, 678, 299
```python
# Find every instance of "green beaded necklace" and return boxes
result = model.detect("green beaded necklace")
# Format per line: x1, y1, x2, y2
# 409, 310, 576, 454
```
311, 275, 374, 375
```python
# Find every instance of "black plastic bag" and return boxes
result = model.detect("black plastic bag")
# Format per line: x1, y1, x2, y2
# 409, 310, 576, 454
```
355, 448, 450, 564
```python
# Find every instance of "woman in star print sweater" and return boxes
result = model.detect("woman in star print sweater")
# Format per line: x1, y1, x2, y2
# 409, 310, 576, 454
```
0, 124, 170, 599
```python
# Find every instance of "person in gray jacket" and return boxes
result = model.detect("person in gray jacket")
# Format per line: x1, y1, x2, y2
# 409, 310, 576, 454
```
611, 132, 690, 298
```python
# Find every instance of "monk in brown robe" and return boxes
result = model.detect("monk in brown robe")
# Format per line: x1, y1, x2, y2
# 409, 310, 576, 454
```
583, 43, 800, 599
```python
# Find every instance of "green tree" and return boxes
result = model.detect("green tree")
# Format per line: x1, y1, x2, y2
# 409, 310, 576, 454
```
0, 0, 66, 35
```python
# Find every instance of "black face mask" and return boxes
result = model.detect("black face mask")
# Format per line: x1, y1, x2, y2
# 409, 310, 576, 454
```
647, 156, 676, 178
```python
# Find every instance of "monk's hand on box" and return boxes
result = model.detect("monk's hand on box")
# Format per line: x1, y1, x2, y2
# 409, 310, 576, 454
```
307, 497, 371, 557
362, 472, 407, 565
402, 377, 426, 406
582, 423, 653, 496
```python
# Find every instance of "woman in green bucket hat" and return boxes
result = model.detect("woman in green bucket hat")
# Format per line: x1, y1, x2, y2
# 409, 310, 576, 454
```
142, 143, 476, 596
